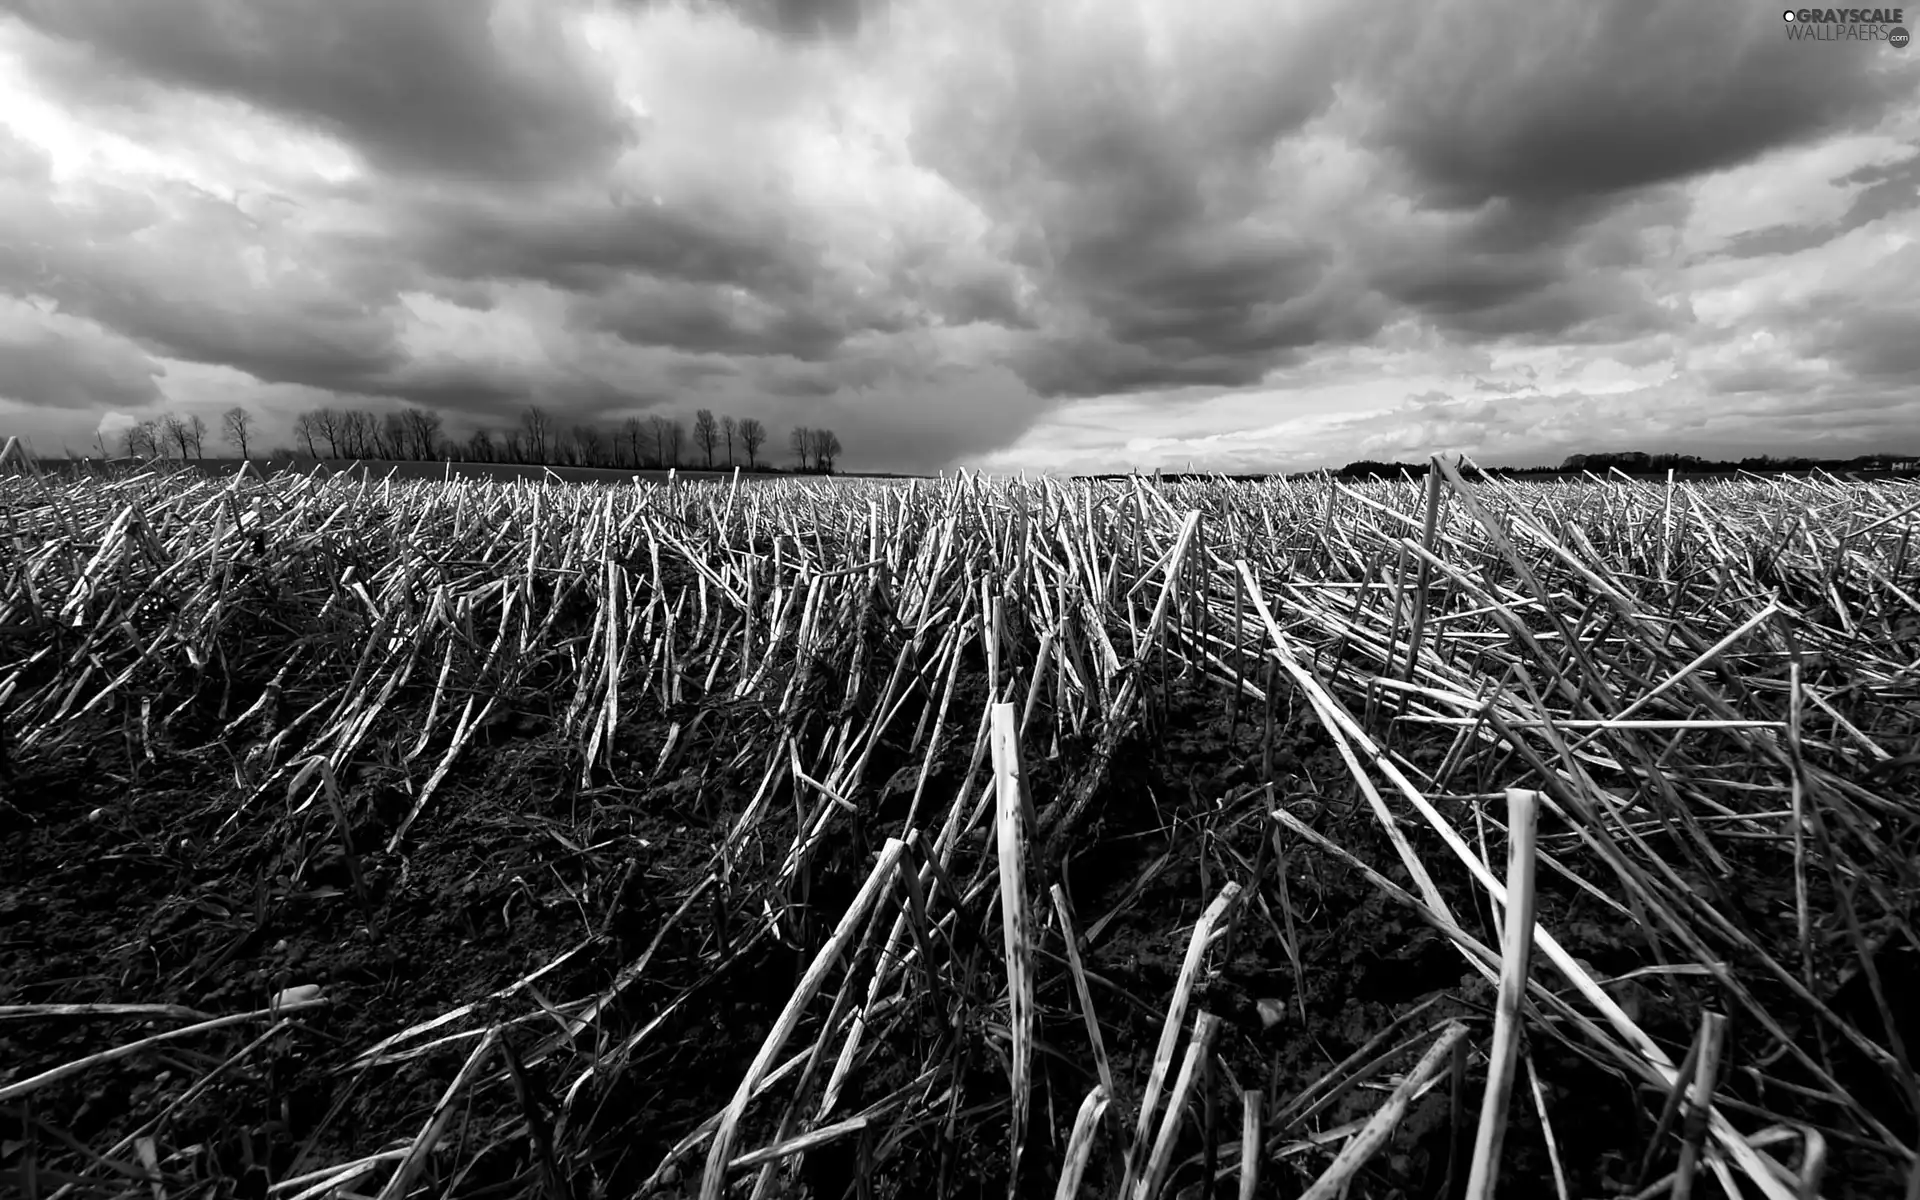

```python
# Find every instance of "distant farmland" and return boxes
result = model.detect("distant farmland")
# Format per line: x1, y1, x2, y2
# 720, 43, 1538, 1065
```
83, 457, 784, 486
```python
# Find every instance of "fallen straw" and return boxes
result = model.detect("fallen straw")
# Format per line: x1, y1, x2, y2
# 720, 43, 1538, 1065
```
698, 838, 908, 1200
1135, 1010, 1222, 1200
1121, 883, 1242, 1195
1050, 883, 1116, 1099
1239, 1090, 1262, 1200
1673, 1012, 1730, 1200
375, 1026, 501, 1200
1052, 1086, 1111, 1200
1299, 1021, 1472, 1200
1466, 787, 1542, 1200
991, 700, 1037, 1187
0, 996, 330, 1103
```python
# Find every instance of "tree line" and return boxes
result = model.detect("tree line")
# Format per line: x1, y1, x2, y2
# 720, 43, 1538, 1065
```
110, 405, 848, 474
1323, 450, 1920, 479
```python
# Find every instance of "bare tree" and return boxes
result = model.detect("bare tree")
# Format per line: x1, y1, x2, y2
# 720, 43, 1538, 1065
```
520, 406, 552, 464
572, 424, 607, 467
162, 413, 192, 458
721, 415, 737, 467
644, 415, 670, 468
123, 420, 154, 459
465, 429, 495, 463
312, 407, 343, 457
339, 410, 373, 458
378, 412, 406, 459
222, 406, 254, 458
666, 417, 686, 467
293, 412, 320, 457
811, 428, 843, 474
616, 417, 641, 469
739, 417, 766, 469
647, 414, 688, 467
790, 425, 811, 471
693, 409, 719, 469
401, 407, 444, 459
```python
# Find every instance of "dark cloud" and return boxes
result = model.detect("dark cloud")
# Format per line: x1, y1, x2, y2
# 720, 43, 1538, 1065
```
1763, 243, 1920, 382
1378, 260, 1681, 343
1835, 150, 1920, 228
1703, 364, 1823, 396
907, 7, 1362, 398
1010, 336, 1306, 399
403, 192, 817, 295
806, 363, 1041, 473
579, 278, 857, 361
1806, 309, 1920, 380
1364, 0, 1912, 209
1372, 242, 1563, 321
632, 0, 881, 41
0, 320, 165, 411
106, 289, 401, 392
1335, 1, 1916, 349
399, 190, 927, 364
1718, 148, 1920, 259
2, 0, 633, 184
1, 222, 408, 393
0, 0, 1915, 472
1718, 223, 1842, 260
905, 0, 1919, 403
886, 256, 1032, 330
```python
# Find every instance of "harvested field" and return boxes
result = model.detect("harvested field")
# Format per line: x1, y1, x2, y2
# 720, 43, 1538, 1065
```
2, 458, 1918, 1199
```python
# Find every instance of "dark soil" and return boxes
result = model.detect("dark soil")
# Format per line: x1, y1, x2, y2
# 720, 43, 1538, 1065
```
1, 672, 1909, 1198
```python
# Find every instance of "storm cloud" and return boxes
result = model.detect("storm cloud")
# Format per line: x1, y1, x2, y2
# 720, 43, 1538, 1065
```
0, 0, 1914, 473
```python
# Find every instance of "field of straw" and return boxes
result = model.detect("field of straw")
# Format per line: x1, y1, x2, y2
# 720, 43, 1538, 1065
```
2, 456, 1917, 1200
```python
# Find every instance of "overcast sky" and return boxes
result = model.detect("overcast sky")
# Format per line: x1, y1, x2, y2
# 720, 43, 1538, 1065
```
1, 0, 1916, 474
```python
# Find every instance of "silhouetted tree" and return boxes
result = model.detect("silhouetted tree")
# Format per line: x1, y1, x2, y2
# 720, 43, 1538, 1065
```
721, 415, 737, 466
790, 425, 811, 471
811, 428, 842, 474
311, 408, 343, 457
123, 419, 160, 459
622, 417, 646, 469
667, 416, 687, 467
694, 408, 719, 468
647, 414, 685, 467
374, 412, 403, 459
520, 406, 553, 464
340, 410, 375, 458
293, 413, 320, 457
739, 418, 766, 468
572, 424, 607, 466
401, 407, 444, 459
465, 429, 495, 462
161, 413, 191, 458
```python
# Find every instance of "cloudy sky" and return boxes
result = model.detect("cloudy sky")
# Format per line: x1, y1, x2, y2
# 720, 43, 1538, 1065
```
0, 0, 1916, 475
